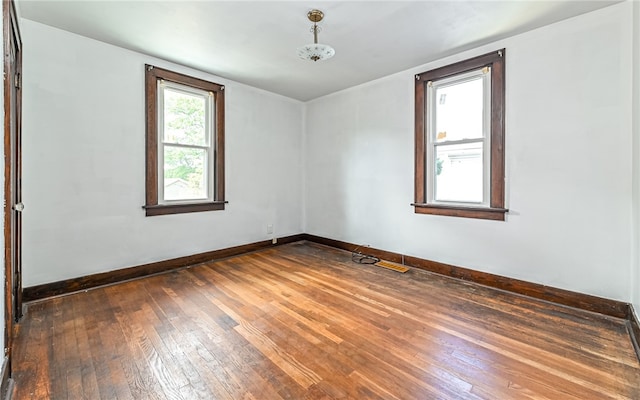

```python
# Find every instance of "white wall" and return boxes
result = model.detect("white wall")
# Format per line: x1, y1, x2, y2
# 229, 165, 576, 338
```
21, 19, 304, 287
632, 0, 640, 316
305, 3, 634, 301
20, 3, 639, 307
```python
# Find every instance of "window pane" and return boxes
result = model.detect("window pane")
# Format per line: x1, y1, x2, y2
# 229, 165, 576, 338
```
164, 146, 207, 200
163, 88, 207, 146
434, 142, 483, 203
435, 77, 483, 142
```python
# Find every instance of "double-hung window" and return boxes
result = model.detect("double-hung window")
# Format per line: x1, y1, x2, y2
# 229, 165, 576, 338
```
144, 65, 225, 216
414, 50, 507, 220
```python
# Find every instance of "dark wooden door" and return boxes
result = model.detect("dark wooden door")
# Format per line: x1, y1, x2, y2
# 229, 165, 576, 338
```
4, 0, 22, 364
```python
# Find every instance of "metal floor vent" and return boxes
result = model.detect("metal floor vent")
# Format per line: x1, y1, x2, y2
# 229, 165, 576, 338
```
375, 260, 409, 273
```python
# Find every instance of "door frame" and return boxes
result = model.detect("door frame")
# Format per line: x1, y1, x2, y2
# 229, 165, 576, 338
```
3, 0, 22, 382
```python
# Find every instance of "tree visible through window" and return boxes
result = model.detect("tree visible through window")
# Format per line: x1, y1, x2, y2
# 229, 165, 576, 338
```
144, 65, 226, 216
161, 85, 210, 201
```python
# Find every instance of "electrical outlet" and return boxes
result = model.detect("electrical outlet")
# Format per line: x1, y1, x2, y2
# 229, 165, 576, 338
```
267, 224, 273, 234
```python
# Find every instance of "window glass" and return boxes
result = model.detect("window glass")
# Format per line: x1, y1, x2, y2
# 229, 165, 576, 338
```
434, 142, 483, 203
434, 77, 484, 142
163, 146, 207, 200
429, 69, 489, 205
163, 87, 208, 146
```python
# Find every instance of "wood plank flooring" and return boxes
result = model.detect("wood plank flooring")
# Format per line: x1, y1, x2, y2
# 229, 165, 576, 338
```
12, 242, 640, 399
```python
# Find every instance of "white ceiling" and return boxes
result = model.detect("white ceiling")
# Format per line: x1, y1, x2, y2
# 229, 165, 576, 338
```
18, 0, 619, 101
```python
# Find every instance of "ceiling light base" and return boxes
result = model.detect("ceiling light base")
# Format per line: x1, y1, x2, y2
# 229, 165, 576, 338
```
307, 10, 324, 23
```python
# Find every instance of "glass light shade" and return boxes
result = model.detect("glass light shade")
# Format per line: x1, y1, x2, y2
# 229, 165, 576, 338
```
297, 43, 335, 62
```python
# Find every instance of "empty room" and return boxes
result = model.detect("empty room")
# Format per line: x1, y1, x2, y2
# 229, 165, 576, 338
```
0, 0, 639, 398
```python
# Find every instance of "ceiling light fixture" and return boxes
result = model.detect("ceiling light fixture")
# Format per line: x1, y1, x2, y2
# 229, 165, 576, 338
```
297, 9, 335, 62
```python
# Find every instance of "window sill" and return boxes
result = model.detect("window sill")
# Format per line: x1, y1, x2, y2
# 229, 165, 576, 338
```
412, 203, 507, 221
143, 201, 227, 216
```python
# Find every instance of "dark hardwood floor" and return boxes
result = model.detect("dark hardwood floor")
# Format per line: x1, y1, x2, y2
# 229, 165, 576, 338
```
12, 242, 640, 399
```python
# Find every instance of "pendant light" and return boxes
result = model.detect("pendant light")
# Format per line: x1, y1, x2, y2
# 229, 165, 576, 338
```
297, 9, 335, 62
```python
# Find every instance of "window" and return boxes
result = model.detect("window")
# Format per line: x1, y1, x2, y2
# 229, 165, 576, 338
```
144, 65, 225, 216
414, 49, 507, 221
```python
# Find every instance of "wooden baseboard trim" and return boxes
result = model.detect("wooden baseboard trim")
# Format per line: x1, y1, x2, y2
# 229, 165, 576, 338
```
0, 356, 13, 400
302, 235, 404, 263
22, 232, 633, 321
23, 234, 305, 302
301, 234, 629, 319
19, 232, 640, 362
628, 305, 640, 362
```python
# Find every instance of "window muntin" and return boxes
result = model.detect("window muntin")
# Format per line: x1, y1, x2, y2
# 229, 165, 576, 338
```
426, 68, 491, 206
157, 81, 214, 203
144, 64, 225, 216
413, 49, 506, 221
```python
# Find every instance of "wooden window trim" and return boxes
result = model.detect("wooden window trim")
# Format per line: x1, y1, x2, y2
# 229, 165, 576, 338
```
414, 49, 507, 221
144, 65, 226, 216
